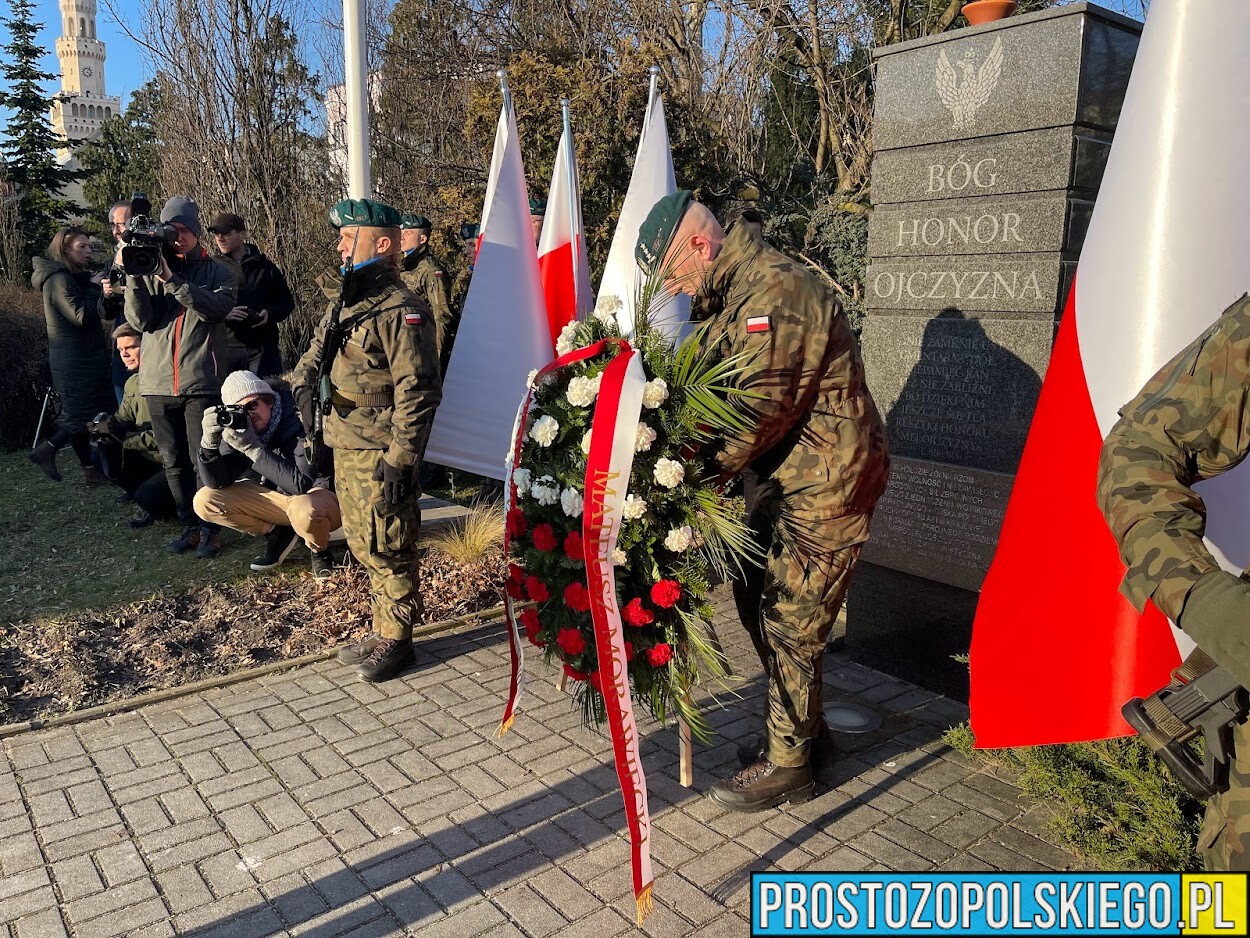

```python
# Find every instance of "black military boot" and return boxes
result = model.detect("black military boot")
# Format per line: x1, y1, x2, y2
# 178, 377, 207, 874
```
29, 442, 61, 482
737, 721, 839, 770
250, 525, 298, 571
337, 633, 381, 666
357, 638, 415, 683
708, 758, 815, 813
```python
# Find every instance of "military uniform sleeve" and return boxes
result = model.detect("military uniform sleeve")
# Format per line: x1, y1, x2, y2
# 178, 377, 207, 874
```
422, 264, 453, 353
379, 302, 442, 468
292, 304, 333, 394
700, 295, 819, 475
1096, 306, 1250, 622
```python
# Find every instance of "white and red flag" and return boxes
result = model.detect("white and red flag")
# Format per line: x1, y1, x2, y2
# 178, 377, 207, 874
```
425, 83, 553, 480
970, 0, 1250, 748
970, 0, 1250, 750
537, 102, 594, 348
595, 78, 690, 340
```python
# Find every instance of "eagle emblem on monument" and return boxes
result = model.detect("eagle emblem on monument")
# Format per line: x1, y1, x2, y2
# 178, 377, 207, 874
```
935, 38, 1004, 131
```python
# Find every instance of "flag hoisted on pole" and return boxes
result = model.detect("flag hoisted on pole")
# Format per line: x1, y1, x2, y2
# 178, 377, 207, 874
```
424, 71, 553, 480
537, 98, 594, 348
969, 0, 1250, 749
595, 66, 690, 340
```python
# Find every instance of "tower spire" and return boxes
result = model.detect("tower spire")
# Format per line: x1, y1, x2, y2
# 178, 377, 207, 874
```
49, 0, 121, 163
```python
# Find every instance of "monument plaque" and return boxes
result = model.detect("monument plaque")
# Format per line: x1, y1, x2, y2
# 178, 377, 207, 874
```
861, 458, 1015, 593
857, 3, 1140, 613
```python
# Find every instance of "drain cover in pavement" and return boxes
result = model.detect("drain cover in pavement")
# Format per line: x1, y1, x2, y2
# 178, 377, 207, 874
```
824, 702, 883, 734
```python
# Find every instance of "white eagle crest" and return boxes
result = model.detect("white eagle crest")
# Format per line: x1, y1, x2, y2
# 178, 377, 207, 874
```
935, 38, 1004, 131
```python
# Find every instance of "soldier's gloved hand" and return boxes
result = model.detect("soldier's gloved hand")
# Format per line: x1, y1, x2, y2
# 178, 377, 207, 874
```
201, 407, 224, 450
1179, 570, 1250, 691
222, 424, 264, 462
373, 457, 412, 506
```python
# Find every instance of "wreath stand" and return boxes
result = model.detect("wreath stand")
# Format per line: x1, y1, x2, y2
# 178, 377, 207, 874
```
556, 671, 694, 787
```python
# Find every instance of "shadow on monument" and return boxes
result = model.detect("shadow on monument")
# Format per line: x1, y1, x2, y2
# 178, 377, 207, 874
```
846, 307, 1043, 703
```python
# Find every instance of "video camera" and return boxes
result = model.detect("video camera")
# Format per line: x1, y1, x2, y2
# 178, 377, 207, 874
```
215, 405, 249, 432
118, 193, 178, 277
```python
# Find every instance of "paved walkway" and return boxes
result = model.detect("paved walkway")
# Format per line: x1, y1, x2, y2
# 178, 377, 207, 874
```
1, 589, 1081, 937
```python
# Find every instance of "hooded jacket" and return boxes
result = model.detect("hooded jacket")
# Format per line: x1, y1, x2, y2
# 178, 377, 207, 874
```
124, 245, 237, 397
32, 256, 115, 426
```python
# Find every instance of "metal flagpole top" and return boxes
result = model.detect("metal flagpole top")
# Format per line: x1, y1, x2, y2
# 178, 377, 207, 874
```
645, 65, 661, 126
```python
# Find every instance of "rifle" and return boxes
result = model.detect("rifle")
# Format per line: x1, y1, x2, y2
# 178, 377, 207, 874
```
307, 249, 358, 464
1122, 648, 1248, 799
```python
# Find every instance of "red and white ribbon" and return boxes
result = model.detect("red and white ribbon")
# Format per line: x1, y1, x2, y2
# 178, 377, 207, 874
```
583, 344, 653, 923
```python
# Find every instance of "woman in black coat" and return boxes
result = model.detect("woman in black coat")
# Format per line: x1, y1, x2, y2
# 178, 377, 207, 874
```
29, 227, 116, 483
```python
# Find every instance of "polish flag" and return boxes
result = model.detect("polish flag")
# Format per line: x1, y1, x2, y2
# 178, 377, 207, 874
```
595, 90, 690, 340
425, 92, 552, 480
537, 114, 593, 347
970, 0, 1250, 748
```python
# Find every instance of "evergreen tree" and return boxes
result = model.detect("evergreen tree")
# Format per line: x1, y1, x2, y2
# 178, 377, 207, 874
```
0, 0, 80, 265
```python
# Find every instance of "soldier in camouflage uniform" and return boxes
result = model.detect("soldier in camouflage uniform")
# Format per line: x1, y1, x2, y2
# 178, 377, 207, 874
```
292, 199, 442, 683
637, 191, 890, 811
399, 214, 457, 372
1097, 293, 1250, 870
451, 222, 479, 316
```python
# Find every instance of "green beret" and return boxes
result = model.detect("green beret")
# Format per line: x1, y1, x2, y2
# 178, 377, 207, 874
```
329, 199, 402, 229
529, 197, 547, 216
460, 222, 480, 241
635, 190, 693, 273
401, 214, 432, 230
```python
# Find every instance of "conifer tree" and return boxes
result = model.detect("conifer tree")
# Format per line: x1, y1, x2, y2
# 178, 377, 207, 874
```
0, 0, 80, 267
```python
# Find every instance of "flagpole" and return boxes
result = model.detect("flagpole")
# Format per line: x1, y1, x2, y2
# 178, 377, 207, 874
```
343, 0, 371, 198
643, 65, 660, 137
498, 68, 511, 113
561, 98, 582, 317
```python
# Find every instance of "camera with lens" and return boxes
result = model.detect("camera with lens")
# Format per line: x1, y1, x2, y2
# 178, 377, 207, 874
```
87, 412, 118, 441
215, 405, 249, 432
119, 193, 178, 277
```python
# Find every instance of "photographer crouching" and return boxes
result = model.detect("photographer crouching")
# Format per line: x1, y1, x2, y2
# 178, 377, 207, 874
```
194, 371, 340, 577
87, 323, 177, 527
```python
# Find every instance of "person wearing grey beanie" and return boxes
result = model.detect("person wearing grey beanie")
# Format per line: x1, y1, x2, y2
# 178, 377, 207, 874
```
124, 194, 238, 558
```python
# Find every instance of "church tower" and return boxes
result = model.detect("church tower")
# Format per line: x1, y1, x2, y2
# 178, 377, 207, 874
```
49, 0, 121, 163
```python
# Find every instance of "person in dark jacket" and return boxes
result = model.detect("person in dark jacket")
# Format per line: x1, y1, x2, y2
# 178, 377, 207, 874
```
194, 371, 340, 577
124, 195, 237, 558
88, 323, 177, 527
29, 227, 116, 485
208, 213, 296, 377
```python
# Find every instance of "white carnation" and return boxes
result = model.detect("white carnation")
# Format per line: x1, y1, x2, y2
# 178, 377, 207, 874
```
595, 307, 618, 329
555, 320, 581, 356
561, 487, 584, 518
511, 467, 531, 495
664, 526, 694, 553
531, 475, 559, 506
641, 378, 669, 409
653, 457, 685, 489
529, 414, 559, 447
622, 494, 648, 520
566, 375, 599, 408
580, 430, 593, 455
526, 369, 540, 388
634, 423, 657, 454
611, 548, 627, 566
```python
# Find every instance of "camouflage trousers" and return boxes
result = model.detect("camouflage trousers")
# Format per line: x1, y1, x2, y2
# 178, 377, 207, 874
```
335, 448, 423, 641
1200, 716, 1250, 871
732, 482, 865, 768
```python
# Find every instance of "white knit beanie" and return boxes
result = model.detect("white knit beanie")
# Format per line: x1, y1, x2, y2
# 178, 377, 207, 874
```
221, 371, 275, 406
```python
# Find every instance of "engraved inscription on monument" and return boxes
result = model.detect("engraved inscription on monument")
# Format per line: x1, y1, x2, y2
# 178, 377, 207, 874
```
862, 458, 1015, 592
865, 254, 1066, 313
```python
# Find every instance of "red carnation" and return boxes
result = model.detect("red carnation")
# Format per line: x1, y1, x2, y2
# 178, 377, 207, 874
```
508, 563, 525, 584
563, 663, 589, 682
650, 579, 682, 609
564, 582, 591, 612
532, 523, 558, 552
525, 576, 549, 602
623, 598, 654, 627
624, 641, 635, 662
564, 532, 585, 562
506, 579, 524, 600
647, 643, 673, 667
589, 671, 603, 693
520, 608, 543, 647
506, 510, 527, 538
556, 628, 586, 656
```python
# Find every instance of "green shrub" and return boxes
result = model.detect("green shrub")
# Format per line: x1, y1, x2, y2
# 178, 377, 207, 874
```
0, 283, 50, 451
945, 724, 1204, 871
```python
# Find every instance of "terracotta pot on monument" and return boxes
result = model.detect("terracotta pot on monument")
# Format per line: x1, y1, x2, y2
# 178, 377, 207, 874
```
961, 1, 1018, 26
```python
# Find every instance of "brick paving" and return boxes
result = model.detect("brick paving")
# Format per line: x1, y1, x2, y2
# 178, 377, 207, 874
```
0, 588, 1083, 936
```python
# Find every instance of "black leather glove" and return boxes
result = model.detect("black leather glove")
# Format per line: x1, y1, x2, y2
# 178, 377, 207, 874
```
373, 457, 412, 506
